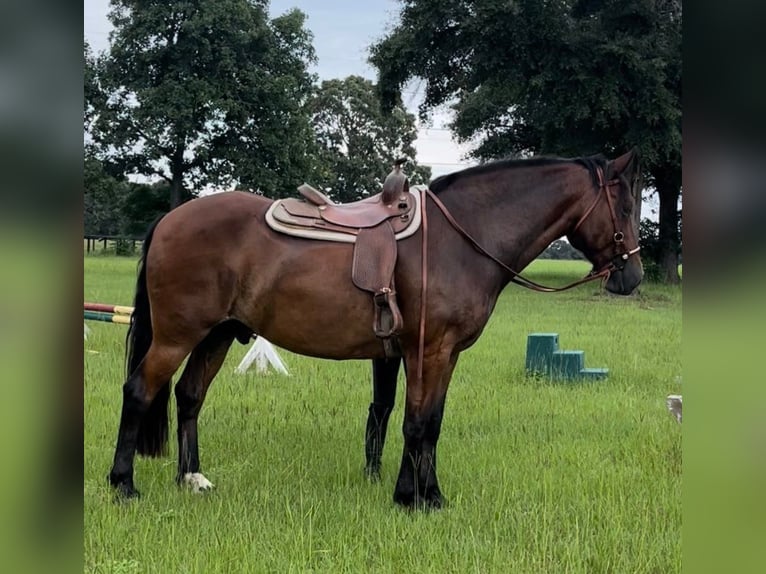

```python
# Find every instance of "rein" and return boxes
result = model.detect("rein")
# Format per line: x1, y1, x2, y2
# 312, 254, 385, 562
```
424, 166, 640, 292
413, 168, 640, 383
425, 189, 611, 293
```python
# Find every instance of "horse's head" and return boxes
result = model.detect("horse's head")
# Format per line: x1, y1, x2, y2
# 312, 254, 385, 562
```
567, 149, 644, 295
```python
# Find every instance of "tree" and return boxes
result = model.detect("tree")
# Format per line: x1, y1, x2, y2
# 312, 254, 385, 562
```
120, 181, 177, 236
371, 0, 681, 283
84, 155, 126, 236
639, 214, 682, 281
84, 40, 101, 135
87, 0, 316, 208
308, 76, 431, 202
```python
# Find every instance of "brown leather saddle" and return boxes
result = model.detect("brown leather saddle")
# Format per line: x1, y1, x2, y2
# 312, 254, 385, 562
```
265, 162, 419, 356
269, 169, 416, 238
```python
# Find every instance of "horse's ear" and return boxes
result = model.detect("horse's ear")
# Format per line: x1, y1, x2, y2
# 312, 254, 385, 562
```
608, 148, 639, 180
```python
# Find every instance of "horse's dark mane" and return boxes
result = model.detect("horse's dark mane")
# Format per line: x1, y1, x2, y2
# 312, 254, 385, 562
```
428, 154, 608, 194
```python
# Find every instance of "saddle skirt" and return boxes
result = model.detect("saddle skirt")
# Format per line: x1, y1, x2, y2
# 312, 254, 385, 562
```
265, 185, 424, 243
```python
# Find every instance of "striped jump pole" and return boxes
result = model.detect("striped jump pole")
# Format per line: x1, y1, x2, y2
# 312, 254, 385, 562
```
84, 310, 131, 325
84, 302, 134, 326
84, 302, 134, 316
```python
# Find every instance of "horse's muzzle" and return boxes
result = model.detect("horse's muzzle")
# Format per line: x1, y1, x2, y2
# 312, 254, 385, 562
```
605, 257, 644, 295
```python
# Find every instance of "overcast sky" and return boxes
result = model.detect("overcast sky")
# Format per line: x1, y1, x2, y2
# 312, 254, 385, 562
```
83, 0, 477, 179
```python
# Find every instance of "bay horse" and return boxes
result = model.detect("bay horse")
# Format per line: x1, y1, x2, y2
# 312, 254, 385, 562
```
108, 150, 643, 508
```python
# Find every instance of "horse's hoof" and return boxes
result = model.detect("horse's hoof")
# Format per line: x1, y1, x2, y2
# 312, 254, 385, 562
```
393, 488, 416, 509
117, 484, 141, 500
364, 465, 381, 483
182, 472, 215, 494
423, 487, 446, 510
393, 488, 445, 511
108, 475, 140, 500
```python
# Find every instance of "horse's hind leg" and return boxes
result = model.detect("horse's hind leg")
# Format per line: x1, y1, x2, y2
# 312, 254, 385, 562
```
109, 344, 189, 498
364, 357, 401, 480
175, 325, 237, 492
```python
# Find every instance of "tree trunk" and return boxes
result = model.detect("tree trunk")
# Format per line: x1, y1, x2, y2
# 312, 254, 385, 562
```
170, 174, 184, 210
169, 146, 186, 210
655, 168, 681, 284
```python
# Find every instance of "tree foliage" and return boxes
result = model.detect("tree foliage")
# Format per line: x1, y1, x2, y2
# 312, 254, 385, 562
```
308, 76, 431, 202
84, 155, 125, 236
371, 0, 681, 282
119, 181, 177, 236
84, 153, 178, 239
639, 214, 682, 281
87, 0, 317, 207
539, 239, 586, 261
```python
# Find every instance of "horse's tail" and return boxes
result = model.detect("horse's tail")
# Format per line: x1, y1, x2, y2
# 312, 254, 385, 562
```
126, 216, 170, 457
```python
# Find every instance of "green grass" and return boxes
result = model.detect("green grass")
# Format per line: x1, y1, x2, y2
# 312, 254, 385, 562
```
85, 257, 681, 573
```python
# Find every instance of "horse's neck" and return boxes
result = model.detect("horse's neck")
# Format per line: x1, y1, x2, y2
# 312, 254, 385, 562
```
438, 169, 584, 276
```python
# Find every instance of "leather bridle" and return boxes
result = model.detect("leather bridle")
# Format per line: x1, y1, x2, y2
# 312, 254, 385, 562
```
572, 166, 641, 275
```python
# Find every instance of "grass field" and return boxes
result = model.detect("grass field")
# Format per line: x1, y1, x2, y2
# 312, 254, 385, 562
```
84, 257, 681, 573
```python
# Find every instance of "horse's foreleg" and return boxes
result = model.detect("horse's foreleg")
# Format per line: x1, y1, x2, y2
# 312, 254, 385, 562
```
394, 348, 458, 509
175, 328, 235, 492
108, 345, 187, 499
364, 357, 401, 480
